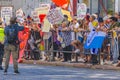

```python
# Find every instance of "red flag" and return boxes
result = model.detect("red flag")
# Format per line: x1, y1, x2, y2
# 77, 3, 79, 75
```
52, 0, 70, 9
39, 14, 46, 23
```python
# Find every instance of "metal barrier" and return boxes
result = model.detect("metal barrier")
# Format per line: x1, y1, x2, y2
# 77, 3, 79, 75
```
24, 30, 120, 65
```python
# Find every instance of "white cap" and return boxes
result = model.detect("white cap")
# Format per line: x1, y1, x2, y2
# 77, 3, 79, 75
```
92, 14, 97, 18
103, 15, 111, 21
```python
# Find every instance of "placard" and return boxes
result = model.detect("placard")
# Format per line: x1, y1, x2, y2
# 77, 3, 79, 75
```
16, 8, 24, 23
42, 18, 51, 32
46, 9, 64, 24
31, 11, 40, 23
1, 7, 13, 25
35, 3, 50, 15
77, 3, 87, 20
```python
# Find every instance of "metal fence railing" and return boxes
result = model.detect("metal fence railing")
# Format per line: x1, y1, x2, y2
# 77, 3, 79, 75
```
23, 30, 120, 65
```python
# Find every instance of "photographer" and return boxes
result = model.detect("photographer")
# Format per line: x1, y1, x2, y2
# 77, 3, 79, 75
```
4, 17, 24, 74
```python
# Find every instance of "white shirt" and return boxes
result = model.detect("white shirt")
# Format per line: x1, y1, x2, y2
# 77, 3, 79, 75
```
88, 22, 95, 31
74, 23, 79, 29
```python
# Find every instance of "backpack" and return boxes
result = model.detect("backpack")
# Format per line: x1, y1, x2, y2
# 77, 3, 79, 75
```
7, 25, 17, 44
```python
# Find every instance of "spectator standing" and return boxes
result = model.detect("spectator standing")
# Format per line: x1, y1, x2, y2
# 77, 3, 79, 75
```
4, 17, 24, 74
61, 22, 72, 62
88, 15, 99, 64
50, 24, 61, 61
109, 17, 120, 64
28, 23, 41, 64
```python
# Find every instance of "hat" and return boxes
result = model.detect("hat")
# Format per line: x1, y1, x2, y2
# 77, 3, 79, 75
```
103, 15, 111, 21
110, 17, 118, 22
92, 14, 97, 18
98, 17, 103, 23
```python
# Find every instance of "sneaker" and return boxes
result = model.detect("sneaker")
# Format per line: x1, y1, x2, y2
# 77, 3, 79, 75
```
4, 70, 7, 75
33, 61, 36, 64
74, 49, 80, 54
0, 67, 3, 70
14, 71, 20, 75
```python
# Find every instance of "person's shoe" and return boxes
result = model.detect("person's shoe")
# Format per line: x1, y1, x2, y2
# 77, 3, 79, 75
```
4, 70, 7, 75
0, 67, 3, 70
14, 71, 20, 75
62, 60, 67, 62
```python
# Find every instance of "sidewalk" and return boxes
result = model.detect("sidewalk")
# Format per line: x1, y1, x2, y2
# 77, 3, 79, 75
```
22, 60, 120, 70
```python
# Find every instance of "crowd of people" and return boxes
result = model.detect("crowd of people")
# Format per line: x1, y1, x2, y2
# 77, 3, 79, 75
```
49, 13, 120, 65
0, 12, 120, 74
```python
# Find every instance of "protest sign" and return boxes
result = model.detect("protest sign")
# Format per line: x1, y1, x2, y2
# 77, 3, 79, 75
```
46, 8, 64, 24
31, 11, 40, 23
16, 8, 24, 23
35, 3, 50, 15
1, 7, 13, 25
39, 3, 50, 9
77, 3, 87, 20
42, 18, 51, 32
34, 4, 50, 23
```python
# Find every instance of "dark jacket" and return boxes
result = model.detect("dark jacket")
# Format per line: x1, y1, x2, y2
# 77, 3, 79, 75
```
4, 23, 24, 45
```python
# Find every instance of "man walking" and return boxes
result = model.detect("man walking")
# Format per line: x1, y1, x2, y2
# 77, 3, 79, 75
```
4, 17, 24, 74
0, 19, 4, 70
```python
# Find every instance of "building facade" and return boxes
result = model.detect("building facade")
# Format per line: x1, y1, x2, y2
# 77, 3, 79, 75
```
0, 0, 51, 16
78, 0, 120, 15
0, 0, 120, 17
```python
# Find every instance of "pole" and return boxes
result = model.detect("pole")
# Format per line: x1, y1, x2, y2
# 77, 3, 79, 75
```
90, 0, 92, 14
73, 0, 77, 16
115, 0, 118, 13
98, 0, 100, 18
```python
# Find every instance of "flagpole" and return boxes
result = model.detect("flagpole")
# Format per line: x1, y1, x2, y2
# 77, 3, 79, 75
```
98, 0, 100, 18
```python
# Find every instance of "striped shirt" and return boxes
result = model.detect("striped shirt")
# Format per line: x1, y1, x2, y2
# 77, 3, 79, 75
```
61, 31, 72, 47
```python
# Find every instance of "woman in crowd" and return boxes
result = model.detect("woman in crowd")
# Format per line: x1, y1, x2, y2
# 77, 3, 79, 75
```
109, 17, 120, 64
28, 22, 41, 64
50, 24, 61, 61
87, 15, 99, 64
60, 22, 72, 62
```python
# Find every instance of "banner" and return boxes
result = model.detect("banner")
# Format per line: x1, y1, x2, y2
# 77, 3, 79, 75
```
1, 7, 13, 25
16, 8, 24, 23
35, 4, 50, 23
77, 3, 87, 20
31, 11, 40, 23
84, 31, 106, 49
46, 8, 64, 24
35, 3, 50, 15
42, 18, 51, 32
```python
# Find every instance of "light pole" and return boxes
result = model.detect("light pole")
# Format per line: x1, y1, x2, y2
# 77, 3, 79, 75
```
98, 0, 100, 18
115, 0, 118, 13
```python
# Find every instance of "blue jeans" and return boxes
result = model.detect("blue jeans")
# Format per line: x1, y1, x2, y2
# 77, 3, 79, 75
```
112, 38, 119, 63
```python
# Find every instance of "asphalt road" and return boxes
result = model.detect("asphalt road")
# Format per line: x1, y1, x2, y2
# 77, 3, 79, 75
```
0, 63, 120, 80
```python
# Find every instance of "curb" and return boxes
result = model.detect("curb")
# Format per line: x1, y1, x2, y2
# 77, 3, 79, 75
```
22, 60, 120, 70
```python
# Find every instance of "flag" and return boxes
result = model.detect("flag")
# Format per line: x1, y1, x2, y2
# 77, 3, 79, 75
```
52, 0, 70, 9
39, 14, 46, 23
84, 31, 106, 49
61, 9, 72, 21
